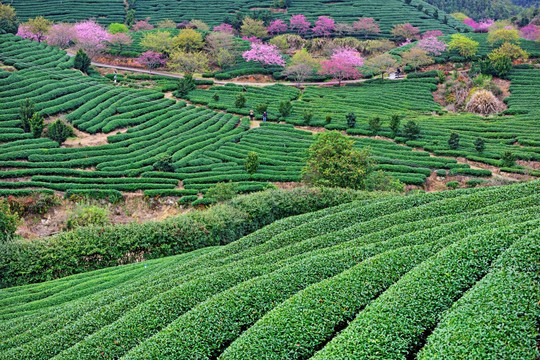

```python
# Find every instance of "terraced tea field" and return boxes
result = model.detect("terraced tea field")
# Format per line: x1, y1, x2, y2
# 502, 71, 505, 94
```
10, 0, 466, 35
0, 181, 538, 359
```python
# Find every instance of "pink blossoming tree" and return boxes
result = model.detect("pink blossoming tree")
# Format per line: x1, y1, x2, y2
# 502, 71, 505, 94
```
74, 20, 109, 59
422, 30, 444, 39
136, 51, 167, 72
132, 19, 154, 32
242, 43, 285, 67
520, 24, 539, 41
313, 16, 335, 37
46, 23, 76, 48
108, 33, 133, 53
463, 18, 494, 33
391, 23, 420, 41
319, 47, 364, 85
242, 36, 262, 43
268, 19, 288, 35
17, 25, 40, 42
417, 36, 447, 56
290, 14, 310, 34
353, 18, 380, 38
213, 23, 235, 34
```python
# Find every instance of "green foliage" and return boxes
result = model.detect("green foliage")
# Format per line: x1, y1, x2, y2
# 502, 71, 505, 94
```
302, 131, 373, 190
346, 112, 356, 129
278, 100, 292, 119
436, 169, 447, 177
206, 182, 239, 202
19, 98, 34, 133
446, 180, 460, 189
212, 92, 220, 102
47, 120, 74, 144
302, 109, 313, 125
448, 132, 460, 150
65, 204, 110, 230
74, 49, 91, 73
501, 150, 517, 167
403, 120, 420, 140
176, 73, 197, 97
474, 137, 485, 153
108, 23, 129, 34
369, 116, 381, 134
256, 103, 268, 114
390, 113, 401, 136
244, 151, 259, 175
235, 93, 247, 108
152, 154, 174, 172
29, 112, 44, 138
0, 200, 19, 243
491, 55, 513, 77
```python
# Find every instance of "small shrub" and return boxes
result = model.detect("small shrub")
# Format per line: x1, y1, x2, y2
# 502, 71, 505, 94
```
235, 94, 247, 108
369, 116, 381, 134
466, 179, 485, 188
153, 154, 174, 172
0, 200, 19, 243
278, 100, 292, 119
501, 151, 517, 167
206, 182, 239, 202
212, 93, 220, 102
48, 120, 75, 144
178, 195, 199, 206
256, 103, 268, 114
65, 205, 110, 230
325, 115, 332, 125
403, 120, 420, 140
302, 110, 313, 125
346, 112, 357, 128
446, 181, 460, 189
448, 132, 460, 150
474, 137, 486, 153
436, 169, 447, 177
245, 151, 259, 175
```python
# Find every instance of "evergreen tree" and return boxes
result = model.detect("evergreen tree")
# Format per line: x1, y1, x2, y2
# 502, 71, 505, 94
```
74, 49, 91, 73
29, 113, 44, 138
474, 137, 486, 153
48, 120, 74, 144
448, 132, 460, 150
19, 98, 34, 133
346, 112, 356, 128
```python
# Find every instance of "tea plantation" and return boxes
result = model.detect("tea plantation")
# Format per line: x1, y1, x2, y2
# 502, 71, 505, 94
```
0, 181, 538, 359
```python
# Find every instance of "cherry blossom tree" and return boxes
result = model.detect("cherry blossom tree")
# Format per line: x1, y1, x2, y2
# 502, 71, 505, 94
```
242, 36, 262, 43
132, 19, 154, 31
319, 47, 364, 84
213, 23, 234, 34
463, 18, 494, 33
74, 20, 109, 59
520, 24, 539, 41
136, 51, 167, 72
46, 23, 76, 48
268, 19, 287, 35
422, 30, 444, 39
17, 16, 52, 42
242, 43, 285, 67
391, 23, 420, 41
290, 14, 310, 34
108, 33, 133, 53
313, 16, 335, 37
353, 18, 380, 38
417, 36, 447, 56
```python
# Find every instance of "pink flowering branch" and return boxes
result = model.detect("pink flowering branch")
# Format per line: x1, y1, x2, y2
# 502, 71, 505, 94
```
417, 36, 447, 56
319, 47, 364, 84
242, 43, 286, 67
213, 23, 235, 34
268, 19, 288, 35
313, 16, 335, 37
136, 51, 167, 71
290, 14, 310, 34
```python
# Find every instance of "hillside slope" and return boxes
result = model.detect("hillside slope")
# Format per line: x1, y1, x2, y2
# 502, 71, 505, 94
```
0, 181, 538, 359
9, 0, 467, 34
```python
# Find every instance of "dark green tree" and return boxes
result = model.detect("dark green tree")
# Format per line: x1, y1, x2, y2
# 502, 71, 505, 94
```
177, 73, 196, 97
48, 120, 74, 144
474, 137, 486, 153
29, 113, 44, 138
390, 113, 400, 136
448, 132, 460, 150
403, 120, 420, 140
346, 112, 356, 128
278, 101, 292, 119
0, 200, 19, 243
501, 151, 517, 167
369, 116, 381, 134
74, 49, 91, 74
245, 151, 259, 175
235, 94, 247, 108
19, 98, 34, 133
153, 154, 174, 172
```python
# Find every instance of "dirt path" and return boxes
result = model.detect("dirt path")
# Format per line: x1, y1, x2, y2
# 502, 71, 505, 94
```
63, 127, 128, 148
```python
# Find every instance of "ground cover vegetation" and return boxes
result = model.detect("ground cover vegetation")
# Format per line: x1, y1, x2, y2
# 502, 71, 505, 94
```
0, 181, 538, 359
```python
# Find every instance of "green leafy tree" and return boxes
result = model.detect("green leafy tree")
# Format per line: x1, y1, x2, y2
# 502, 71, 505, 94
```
302, 131, 373, 190
126, 9, 135, 27
177, 73, 196, 97
403, 120, 420, 140
448, 132, 460, 150
346, 112, 356, 128
303, 110, 314, 125
390, 113, 401, 136
256, 103, 268, 114
174, 29, 204, 52
369, 116, 381, 134
108, 23, 129, 34
74, 49, 91, 73
153, 154, 174, 172
448, 34, 479, 60
278, 101, 292, 119
19, 98, 34, 133
501, 151, 517, 167
0, 200, 19, 243
0, 3, 18, 34
474, 137, 486, 153
47, 120, 74, 144
235, 94, 247, 108
29, 113, 44, 138
245, 151, 259, 175
206, 182, 238, 202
